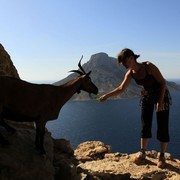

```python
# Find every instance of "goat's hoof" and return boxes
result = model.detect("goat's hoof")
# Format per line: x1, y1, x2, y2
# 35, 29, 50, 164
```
40, 154, 47, 160
0, 139, 10, 146
35, 142, 40, 150
36, 146, 46, 155
39, 149, 46, 155
8, 128, 17, 135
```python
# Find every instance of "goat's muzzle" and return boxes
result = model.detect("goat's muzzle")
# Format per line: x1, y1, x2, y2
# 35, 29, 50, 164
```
92, 87, 98, 95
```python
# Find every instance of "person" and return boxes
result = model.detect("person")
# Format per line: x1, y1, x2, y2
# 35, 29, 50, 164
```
99, 48, 171, 168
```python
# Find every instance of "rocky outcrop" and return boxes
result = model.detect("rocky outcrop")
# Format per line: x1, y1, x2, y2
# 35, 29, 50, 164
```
74, 141, 180, 179
0, 44, 20, 78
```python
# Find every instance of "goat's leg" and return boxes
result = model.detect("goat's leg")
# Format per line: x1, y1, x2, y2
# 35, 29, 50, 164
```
0, 132, 10, 145
0, 119, 16, 133
39, 121, 46, 154
35, 120, 40, 150
0, 120, 10, 145
35, 120, 46, 154
0, 117, 12, 145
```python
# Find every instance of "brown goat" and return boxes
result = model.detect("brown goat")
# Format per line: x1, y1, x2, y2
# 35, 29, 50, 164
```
0, 58, 98, 154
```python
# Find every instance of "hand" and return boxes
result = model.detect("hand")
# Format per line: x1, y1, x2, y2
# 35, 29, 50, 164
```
99, 95, 107, 102
156, 102, 164, 112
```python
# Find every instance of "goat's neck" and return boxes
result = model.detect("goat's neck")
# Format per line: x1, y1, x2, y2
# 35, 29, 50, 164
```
58, 77, 83, 104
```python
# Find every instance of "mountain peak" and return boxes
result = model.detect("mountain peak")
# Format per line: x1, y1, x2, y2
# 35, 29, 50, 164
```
90, 52, 109, 59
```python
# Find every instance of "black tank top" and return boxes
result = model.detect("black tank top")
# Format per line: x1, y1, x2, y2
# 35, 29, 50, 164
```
131, 62, 160, 92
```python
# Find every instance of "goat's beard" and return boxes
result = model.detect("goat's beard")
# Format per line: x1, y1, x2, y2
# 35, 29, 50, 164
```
89, 93, 99, 100
77, 89, 81, 94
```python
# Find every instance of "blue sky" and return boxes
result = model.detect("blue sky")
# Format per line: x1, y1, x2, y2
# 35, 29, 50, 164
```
0, 0, 180, 82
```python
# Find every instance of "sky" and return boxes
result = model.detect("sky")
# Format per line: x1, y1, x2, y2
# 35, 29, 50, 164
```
0, 0, 180, 82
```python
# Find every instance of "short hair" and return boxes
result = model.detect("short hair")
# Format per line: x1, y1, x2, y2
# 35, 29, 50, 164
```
117, 48, 140, 64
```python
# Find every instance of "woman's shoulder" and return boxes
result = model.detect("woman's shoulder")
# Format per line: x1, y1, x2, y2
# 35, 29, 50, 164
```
143, 61, 158, 74
143, 61, 153, 66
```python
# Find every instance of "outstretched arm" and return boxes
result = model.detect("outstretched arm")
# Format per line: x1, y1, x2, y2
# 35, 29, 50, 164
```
99, 70, 132, 102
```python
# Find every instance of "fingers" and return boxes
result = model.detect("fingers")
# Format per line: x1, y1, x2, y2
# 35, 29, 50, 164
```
99, 95, 107, 102
156, 103, 165, 112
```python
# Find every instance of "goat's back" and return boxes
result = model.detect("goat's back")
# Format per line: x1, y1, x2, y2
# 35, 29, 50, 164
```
0, 76, 60, 119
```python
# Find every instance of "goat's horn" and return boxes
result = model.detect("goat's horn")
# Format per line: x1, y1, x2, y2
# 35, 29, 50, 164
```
69, 70, 84, 75
78, 55, 86, 74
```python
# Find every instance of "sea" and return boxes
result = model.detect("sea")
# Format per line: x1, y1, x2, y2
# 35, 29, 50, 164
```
46, 80, 180, 159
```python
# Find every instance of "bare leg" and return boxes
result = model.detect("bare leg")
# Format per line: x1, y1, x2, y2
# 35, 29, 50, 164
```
160, 142, 168, 153
141, 138, 149, 150
133, 138, 149, 164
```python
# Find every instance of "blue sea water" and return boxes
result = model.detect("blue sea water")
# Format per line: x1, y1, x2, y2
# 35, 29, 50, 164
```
46, 91, 180, 159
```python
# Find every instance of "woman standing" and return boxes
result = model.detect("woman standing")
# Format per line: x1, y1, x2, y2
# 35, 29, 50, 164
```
99, 48, 171, 168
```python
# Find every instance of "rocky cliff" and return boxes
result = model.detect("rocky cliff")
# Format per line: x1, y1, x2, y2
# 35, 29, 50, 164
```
54, 53, 180, 101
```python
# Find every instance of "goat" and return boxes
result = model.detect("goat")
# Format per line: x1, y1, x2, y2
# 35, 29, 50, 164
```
0, 56, 98, 154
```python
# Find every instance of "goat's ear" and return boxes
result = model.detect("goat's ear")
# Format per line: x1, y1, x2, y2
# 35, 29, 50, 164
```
86, 71, 91, 77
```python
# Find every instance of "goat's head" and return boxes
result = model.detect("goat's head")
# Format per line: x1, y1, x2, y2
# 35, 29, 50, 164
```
70, 56, 98, 95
